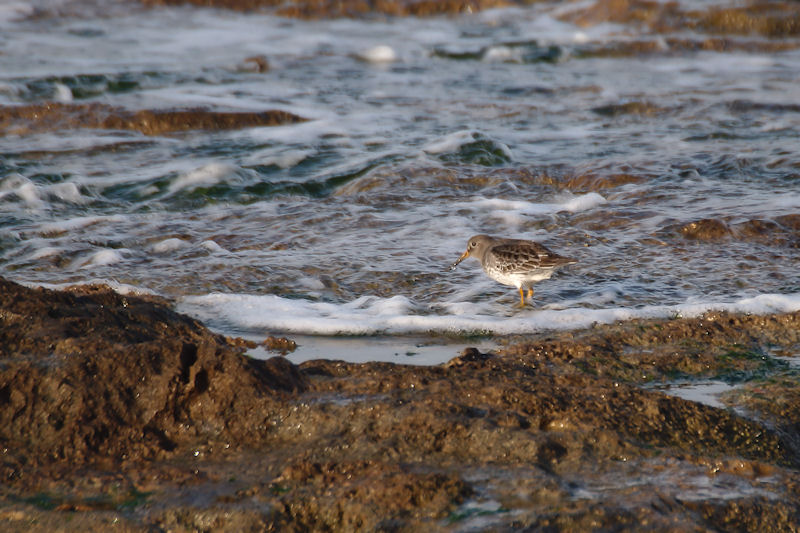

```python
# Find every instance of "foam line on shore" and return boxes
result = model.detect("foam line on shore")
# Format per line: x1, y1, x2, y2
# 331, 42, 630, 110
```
178, 292, 800, 336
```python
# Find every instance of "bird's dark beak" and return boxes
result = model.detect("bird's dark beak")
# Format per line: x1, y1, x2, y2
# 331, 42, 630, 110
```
450, 249, 470, 271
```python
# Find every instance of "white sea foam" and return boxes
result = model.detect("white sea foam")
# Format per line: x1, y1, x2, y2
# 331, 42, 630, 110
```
358, 45, 397, 63
178, 292, 800, 337
78, 249, 128, 268
14, 182, 44, 208
483, 45, 515, 62
469, 193, 605, 214
424, 130, 512, 160
0, 174, 44, 208
201, 240, 228, 253
54, 82, 73, 102
0, 175, 89, 208
562, 193, 606, 212
298, 276, 326, 291
241, 147, 313, 169
180, 294, 419, 336
38, 215, 127, 235
151, 238, 189, 253
0, 2, 32, 25
28, 246, 61, 260
572, 31, 590, 44
168, 163, 236, 194
30, 279, 156, 297
49, 182, 87, 204
457, 193, 606, 225
1, 174, 28, 192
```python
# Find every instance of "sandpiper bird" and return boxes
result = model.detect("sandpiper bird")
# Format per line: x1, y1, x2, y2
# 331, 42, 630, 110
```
450, 234, 577, 306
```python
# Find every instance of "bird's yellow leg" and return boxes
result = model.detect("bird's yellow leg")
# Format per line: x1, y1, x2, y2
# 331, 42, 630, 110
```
518, 287, 526, 307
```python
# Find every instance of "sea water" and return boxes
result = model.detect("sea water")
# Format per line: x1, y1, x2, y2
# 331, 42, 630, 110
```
1, 0, 799, 364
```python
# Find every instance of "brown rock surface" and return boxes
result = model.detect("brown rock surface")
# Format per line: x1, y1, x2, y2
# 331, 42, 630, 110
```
0, 279, 306, 467
561, 0, 800, 38
0, 102, 305, 136
1, 277, 799, 530
140, 0, 516, 17
263, 335, 298, 354
137, 0, 800, 29
671, 215, 800, 245
678, 218, 733, 240
574, 37, 800, 58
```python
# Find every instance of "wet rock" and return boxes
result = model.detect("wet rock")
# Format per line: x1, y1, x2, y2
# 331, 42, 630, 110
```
678, 218, 732, 240
335, 164, 647, 202
735, 219, 781, 240
271, 460, 470, 530
677, 218, 731, 241
444, 346, 495, 367
592, 100, 668, 117
563, 0, 683, 29
688, 499, 800, 532
562, 0, 800, 39
434, 41, 563, 64
698, 4, 800, 37
724, 374, 800, 442
240, 54, 270, 72
562, 171, 644, 190
2, 277, 800, 531
664, 36, 800, 53
0, 277, 306, 466
776, 214, 800, 230
573, 37, 800, 58
573, 39, 668, 58
672, 215, 800, 245
499, 311, 800, 383
263, 335, 298, 354
433, 132, 513, 167
733, 217, 800, 247
140, 0, 518, 17
103, 106, 305, 136
0, 102, 305, 136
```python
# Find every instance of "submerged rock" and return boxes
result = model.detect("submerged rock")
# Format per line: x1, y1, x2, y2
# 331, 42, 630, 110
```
0, 102, 305, 136
591, 100, 669, 117
698, 4, 800, 37
562, 0, 800, 38
140, 0, 516, 17
678, 218, 732, 240
263, 335, 298, 354
671, 215, 800, 245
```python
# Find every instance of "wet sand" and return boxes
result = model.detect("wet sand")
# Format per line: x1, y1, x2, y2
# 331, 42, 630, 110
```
1, 276, 799, 531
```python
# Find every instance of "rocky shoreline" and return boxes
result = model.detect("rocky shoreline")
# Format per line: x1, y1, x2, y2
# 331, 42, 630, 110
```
1, 277, 799, 530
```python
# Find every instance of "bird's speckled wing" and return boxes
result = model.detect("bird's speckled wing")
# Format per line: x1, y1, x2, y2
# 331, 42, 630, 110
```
485, 241, 576, 274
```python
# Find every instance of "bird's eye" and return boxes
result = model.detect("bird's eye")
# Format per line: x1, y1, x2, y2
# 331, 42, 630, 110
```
470, 241, 477, 247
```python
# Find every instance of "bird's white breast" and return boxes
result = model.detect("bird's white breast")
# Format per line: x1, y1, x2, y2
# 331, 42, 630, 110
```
483, 265, 554, 288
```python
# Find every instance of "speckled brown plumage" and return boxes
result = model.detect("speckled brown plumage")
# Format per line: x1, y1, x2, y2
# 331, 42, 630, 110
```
451, 234, 577, 306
